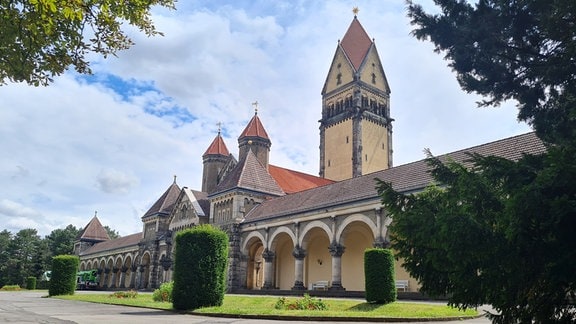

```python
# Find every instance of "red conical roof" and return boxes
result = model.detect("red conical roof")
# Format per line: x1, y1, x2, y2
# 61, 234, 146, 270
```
239, 113, 270, 140
203, 132, 230, 156
340, 17, 373, 71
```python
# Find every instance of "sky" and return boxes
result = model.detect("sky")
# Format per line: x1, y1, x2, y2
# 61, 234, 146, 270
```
0, 0, 531, 238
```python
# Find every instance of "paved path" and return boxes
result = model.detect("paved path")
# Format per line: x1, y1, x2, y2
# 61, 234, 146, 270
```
0, 291, 492, 324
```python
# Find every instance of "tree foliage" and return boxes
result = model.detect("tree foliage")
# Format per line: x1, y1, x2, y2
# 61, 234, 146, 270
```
407, 0, 576, 145
172, 225, 229, 311
392, 1, 576, 322
376, 147, 576, 323
364, 248, 396, 304
45, 225, 80, 256
0, 0, 175, 86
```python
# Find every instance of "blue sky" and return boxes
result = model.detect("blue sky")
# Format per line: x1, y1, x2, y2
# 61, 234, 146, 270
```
0, 0, 530, 237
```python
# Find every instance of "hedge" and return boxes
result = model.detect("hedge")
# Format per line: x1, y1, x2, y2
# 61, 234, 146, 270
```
49, 255, 79, 296
172, 225, 229, 310
365, 248, 396, 304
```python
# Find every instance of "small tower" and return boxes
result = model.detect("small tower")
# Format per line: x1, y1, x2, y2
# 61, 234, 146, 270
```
238, 102, 271, 169
319, 12, 393, 181
202, 126, 231, 193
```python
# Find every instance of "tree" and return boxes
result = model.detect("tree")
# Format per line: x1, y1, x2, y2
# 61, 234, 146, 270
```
4, 229, 43, 285
407, 0, 576, 145
103, 225, 120, 239
0, 230, 13, 286
45, 225, 81, 257
1, 0, 175, 86
376, 1, 576, 322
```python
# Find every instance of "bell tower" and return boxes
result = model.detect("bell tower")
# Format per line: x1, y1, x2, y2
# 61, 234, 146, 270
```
319, 13, 393, 181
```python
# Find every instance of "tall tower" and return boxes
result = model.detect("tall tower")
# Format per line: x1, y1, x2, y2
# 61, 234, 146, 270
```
319, 14, 393, 181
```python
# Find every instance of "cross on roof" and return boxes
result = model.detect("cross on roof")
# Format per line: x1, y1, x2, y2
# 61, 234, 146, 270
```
252, 101, 259, 115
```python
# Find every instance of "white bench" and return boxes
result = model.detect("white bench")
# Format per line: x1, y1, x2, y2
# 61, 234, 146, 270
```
311, 280, 330, 290
395, 280, 409, 292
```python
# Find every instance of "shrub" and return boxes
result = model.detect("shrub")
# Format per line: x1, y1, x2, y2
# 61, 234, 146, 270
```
172, 225, 229, 311
274, 294, 328, 310
364, 248, 396, 304
26, 277, 37, 290
0, 285, 22, 291
152, 281, 173, 302
109, 290, 138, 299
49, 255, 79, 296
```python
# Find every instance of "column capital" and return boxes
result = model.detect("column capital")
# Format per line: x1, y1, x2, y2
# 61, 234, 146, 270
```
329, 243, 345, 257
373, 238, 390, 249
262, 249, 275, 262
292, 246, 307, 260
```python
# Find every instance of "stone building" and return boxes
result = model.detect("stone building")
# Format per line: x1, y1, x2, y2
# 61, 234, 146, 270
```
74, 15, 546, 293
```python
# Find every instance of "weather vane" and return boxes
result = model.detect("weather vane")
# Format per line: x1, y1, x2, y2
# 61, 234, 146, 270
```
252, 101, 259, 114
353, 6, 359, 16
216, 121, 222, 133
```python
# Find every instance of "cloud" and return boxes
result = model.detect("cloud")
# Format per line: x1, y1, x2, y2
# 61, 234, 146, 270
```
96, 169, 140, 194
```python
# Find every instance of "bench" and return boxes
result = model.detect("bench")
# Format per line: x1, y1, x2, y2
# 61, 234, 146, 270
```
311, 280, 330, 290
395, 280, 409, 292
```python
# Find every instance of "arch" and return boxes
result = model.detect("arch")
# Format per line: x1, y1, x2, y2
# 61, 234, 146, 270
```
299, 220, 333, 248
269, 226, 296, 250
334, 213, 377, 244
140, 251, 151, 289
241, 231, 266, 253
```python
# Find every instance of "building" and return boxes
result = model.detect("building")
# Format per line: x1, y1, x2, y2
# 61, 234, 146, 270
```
74, 14, 546, 293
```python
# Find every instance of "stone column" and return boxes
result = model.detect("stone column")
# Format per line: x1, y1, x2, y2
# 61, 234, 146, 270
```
138, 265, 146, 289
262, 249, 275, 289
110, 267, 119, 288
129, 265, 138, 289
97, 268, 104, 288
329, 243, 346, 291
119, 266, 128, 288
291, 245, 307, 290
102, 268, 111, 289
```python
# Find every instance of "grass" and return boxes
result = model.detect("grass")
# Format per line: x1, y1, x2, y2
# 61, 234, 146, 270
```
55, 292, 479, 319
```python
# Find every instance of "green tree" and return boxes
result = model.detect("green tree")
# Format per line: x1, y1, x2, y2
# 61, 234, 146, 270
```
407, 0, 576, 145
103, 225, 120, 239
4, 229, 42, 285
45, 225, 81, 257
0, 230, 13, 286
386, 1, 576, 322
0, 0, 175, 86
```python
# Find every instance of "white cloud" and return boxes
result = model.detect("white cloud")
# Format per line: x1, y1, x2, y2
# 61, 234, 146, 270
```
0, 1, 531, 236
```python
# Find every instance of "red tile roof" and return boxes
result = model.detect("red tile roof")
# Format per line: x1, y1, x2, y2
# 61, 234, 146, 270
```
269, 165, 334, 194
77, 216, 110, 242
340, 17, 372, 71
239, 113, 270, 140
203, 133, 230, 156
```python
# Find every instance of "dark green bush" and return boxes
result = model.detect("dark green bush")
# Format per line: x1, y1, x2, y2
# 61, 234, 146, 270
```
365, 248, 396, 304
152, 281, 173, 302
26, 276, 37, 290
172, 225, 229, 310
49, 255, 79, 296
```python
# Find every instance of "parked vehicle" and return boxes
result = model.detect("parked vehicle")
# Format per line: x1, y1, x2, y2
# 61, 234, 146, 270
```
76, 269, 99, 289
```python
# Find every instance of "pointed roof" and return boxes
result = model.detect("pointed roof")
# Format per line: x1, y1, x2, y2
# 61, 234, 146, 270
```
268, 165, 335, 194
142, 178, 181, 218
77, 216, 110, 242
212, 149, 284, 196
203, 132, 230, 156
340, 16, 373, 71
239, 113, 270, 140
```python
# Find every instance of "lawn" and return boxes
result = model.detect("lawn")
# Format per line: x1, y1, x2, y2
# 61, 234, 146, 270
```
55, 292, 479, 319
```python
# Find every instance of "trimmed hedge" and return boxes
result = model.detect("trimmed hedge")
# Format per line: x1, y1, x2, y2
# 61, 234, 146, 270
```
26, 276, 37, 290
49, 255, 79, 296
365, 248, 396, 304
172, 225, 229, 310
